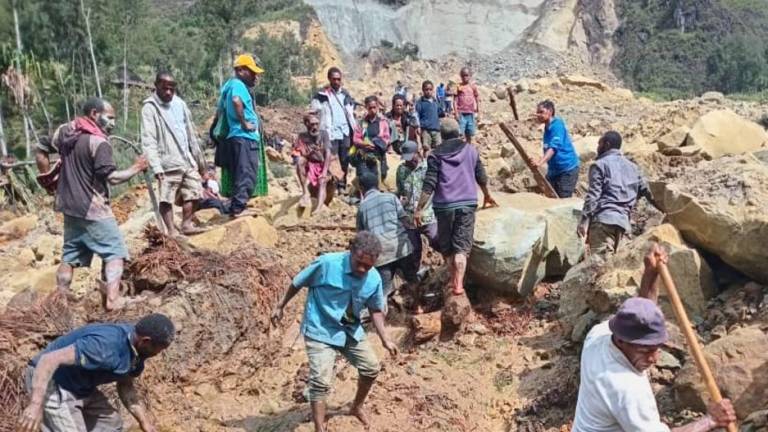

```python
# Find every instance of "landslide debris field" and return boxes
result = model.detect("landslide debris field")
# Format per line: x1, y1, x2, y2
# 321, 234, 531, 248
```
1, 75, 768, 432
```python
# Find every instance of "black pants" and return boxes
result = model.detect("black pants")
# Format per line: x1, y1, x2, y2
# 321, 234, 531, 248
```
330, 135, 351, 185
547, 167, 580, 198
227, 137, 259, 214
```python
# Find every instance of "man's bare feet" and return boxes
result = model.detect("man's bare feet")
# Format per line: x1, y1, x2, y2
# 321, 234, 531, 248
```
349, 405, 370, 429
313, 204, 329, 215
180, 224, 207, 236
299, 194, 311, 208
105, 295, 146, 312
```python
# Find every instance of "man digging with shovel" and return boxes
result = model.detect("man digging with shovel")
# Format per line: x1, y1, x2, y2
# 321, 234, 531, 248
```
572, 244, 737, 432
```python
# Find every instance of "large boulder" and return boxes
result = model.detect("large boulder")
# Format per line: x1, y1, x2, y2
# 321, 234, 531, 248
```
189, 216, 278, 254
560, 75, 609, 91
468, 193, 584, 296
559, 224, 716, 338
655, 126, 690, 152
684, 110, 768, 159
674, 326, 768, 418
572, 136, 599, 162
650, 154, 768, 284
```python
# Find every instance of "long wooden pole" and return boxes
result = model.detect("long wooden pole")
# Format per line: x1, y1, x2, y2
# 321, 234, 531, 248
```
498, 122, 558, 199
80, 0, 102, 98
658, 263, 737, 432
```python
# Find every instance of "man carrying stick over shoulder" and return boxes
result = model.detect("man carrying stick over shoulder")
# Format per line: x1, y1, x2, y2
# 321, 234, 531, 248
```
572, 244, 736, 432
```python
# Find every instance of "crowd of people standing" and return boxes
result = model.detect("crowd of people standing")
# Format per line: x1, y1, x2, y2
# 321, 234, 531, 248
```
19, 54, 737, 432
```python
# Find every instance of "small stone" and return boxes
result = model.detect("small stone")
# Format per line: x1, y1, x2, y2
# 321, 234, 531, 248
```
656, 350, 682, 370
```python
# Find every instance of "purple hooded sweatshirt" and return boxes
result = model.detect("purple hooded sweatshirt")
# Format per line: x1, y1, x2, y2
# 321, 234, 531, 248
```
422, 138, 488, 209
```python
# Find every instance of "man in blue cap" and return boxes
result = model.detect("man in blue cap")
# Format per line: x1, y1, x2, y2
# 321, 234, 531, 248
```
572, 244, 736, 432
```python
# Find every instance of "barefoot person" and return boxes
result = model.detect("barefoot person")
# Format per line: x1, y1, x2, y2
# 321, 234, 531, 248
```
416, 119, 497, 297
293, 113, 333, 212
271, 232, 399, 432
141, 71, 206, 236
453, 68, 480, 145
17, 314, 175, 432
53, 97, 148, 311
572, 244, 737, 432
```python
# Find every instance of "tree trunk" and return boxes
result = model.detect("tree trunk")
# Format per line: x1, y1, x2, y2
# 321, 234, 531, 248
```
122, 33, 129, 129
0, 99, 7, 158
80, 0, 102, 98
12, 0, 22, 71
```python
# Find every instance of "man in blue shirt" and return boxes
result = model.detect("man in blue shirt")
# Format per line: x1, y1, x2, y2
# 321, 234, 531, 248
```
271, 232, 398, 432
215, 54, 264, 216
18, 314, 175, 432
415, 80, 444, 151
534, 100, 580, 198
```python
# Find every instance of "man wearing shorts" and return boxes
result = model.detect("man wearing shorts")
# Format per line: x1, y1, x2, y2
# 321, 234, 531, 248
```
54, 97, 148, 311
416, 119, 497, 296
141, 71, 206, 236
453, 67, 480, 145
271, 232, 398, 432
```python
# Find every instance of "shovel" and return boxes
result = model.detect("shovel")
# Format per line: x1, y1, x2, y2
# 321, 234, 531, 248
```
109, 135, 166, 235
658, 263, 737, 432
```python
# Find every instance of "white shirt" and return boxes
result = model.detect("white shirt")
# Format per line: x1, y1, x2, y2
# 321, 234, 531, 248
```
328, 88, 349, 140
572, 321, 670, 432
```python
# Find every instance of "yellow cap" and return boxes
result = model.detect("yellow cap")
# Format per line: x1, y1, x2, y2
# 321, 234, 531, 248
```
233, 54, 264, 74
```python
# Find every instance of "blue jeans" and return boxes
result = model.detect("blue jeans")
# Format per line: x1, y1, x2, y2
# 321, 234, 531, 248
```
547, 167, 580, 198
458, 113, 477, 137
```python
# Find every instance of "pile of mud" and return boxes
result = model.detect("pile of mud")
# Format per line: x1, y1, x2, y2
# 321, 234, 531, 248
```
0, 227, 292, 430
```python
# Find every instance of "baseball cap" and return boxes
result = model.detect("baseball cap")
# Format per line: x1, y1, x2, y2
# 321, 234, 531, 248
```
608, 297, 668, 346
233, 54, 264, 74
401, 141, 419, 161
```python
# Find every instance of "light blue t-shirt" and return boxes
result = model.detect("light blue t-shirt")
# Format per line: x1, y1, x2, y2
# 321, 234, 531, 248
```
292, 252, 385, 347
219, 78, 260, 141
543, 116, 580, 177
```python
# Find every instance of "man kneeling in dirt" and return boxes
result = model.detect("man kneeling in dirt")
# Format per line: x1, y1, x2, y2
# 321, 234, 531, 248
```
572, 244, 736, 432
18, 313, 175, 432
271, 231, 399, 431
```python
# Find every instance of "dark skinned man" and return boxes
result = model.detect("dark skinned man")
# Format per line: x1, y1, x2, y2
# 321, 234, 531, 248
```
141, 71, 206, 236
18, 314, 175, 432
215, 54, 264, 216
271, 231, 398, 432
53, 97, 149, 311
572, 244, 736, 432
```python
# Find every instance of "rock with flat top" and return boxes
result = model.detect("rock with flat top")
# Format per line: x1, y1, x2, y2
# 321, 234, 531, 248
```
655, 126, 690, 151
650, 154, 768, 284
684, 109, 768, 159
560, 75, 608, 91
468, 193, 584, 297
189, 216, 278, 254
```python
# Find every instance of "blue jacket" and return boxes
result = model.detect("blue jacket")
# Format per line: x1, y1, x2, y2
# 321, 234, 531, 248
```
415, 97, 443, 131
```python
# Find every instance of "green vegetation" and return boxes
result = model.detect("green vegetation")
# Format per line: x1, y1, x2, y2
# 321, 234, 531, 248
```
614, 0, 768, 99
0, 0, 317, 159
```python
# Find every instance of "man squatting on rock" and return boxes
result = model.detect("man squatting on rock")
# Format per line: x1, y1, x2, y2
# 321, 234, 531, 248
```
271, 231, 398, 432
572, 244, 737, 432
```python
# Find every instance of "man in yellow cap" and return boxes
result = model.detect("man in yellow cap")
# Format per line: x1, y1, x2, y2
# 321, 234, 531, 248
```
213, 54, 265, 216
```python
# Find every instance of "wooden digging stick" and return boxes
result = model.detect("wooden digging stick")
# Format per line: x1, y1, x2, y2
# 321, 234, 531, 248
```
658, 263, 738, 432
507, 87, 519, 121
498, 122, 558, 199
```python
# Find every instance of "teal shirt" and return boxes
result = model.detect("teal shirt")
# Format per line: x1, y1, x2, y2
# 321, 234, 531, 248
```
292, 252, 385, 347
219, 78, 260, 141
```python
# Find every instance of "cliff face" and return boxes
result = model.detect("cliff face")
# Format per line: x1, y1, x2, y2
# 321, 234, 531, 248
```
305, 0, 619, 64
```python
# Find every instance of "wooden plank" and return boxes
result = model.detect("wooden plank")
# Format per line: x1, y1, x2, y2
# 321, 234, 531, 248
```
498, 122, 559, 199
507, 87, 519, 121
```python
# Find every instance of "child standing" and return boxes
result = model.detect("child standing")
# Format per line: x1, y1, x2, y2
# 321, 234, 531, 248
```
454, 68, 480, 144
